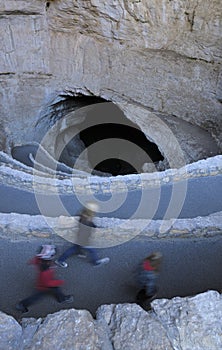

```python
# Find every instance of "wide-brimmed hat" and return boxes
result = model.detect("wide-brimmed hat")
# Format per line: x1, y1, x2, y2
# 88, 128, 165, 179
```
85, 202, 99, 213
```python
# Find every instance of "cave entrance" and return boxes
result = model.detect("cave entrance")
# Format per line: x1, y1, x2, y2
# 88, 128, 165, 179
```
57, 97, 164, 176
79, 121, 164, 176
78, 101, 164, 176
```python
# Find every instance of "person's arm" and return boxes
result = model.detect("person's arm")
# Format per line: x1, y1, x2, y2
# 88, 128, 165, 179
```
27, 256, 39, 265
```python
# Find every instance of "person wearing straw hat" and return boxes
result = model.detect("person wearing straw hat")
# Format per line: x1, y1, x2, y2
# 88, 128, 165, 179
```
55, 202, 110, 268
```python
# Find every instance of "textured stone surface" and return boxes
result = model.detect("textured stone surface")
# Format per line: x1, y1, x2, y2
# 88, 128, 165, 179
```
96, 303, 173, 350
0, 0, 221, 158
0, 4, 221, 348
0, 154, 221, 244
152, 290, 222, 350
0, 153, 221, 245
21, 318, 42, 350
24, 309, 100, 350
1, 151, 222, 195
47, 0, 222, 62
0, 311, 22, 350
0, 209, 221, 245
0, 291, 222, 350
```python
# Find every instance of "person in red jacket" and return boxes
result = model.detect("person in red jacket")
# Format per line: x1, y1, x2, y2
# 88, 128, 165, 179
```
136, 251, 163, 308
16, 245, 73, 313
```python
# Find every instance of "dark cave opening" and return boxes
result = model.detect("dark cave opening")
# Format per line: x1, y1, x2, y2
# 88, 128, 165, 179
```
57, 98, 165, 176
95, 158, 138, 176
79, 122, 164, 175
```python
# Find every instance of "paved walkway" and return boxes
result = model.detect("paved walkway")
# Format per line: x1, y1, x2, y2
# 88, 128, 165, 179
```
0, 174, 222, 220
1, 235, 222, 321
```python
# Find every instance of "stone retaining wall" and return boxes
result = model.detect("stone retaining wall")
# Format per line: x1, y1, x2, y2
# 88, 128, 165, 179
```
0, 211, 221, 245
0, 153, 221, 244
0, 153, 222, 195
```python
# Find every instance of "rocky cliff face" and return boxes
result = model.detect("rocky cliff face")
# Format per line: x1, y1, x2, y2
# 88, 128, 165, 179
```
1, 291, 222, 350
0, 3, 222, 347
0, 0, 221, 172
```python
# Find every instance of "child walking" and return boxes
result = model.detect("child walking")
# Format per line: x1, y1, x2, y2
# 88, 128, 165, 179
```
16, 245, 73, 313
136, 251, 163, 308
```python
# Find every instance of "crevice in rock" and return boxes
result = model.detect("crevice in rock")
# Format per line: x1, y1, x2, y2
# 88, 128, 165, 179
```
0, 72, 16, 76
185, 10, 196, 32
0, 11, 41, 16
45, 2, 50, 10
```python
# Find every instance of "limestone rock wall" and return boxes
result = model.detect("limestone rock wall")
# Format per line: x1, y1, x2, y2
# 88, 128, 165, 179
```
1, 291, 222, 350
0, 0, 221, 153
48, 0, 221, 63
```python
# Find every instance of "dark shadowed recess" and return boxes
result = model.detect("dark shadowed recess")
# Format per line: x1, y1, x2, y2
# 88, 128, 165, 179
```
59, 97, 164, 175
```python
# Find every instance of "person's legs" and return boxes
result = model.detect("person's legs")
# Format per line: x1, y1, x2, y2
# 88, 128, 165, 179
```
16, 290, 45, 312
83, 247, 110, 266
58, 244, 79, 262
55, 244, 80, 267
145, 272, 158, 298
77, 246, 87, 258
50, 287, 73, 303
56, 245, 110, 267
84, 247, 99, 265
77, 246, 110, 266
136, 288, 147, 306
136, 287, 152, 311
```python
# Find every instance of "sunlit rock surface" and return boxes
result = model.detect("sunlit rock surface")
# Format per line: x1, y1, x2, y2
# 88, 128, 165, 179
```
1, 291, 222, 350
0, 311, 22, 350
0, 0, 221, 163
152, 290, 222, 350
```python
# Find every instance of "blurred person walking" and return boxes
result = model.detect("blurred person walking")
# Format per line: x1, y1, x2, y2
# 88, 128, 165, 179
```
55, 202, 110, 268
16, 245, 73, 313
136, 251, 163, 309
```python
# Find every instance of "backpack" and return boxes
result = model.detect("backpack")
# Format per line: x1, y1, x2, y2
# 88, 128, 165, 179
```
36, 244, 56, 260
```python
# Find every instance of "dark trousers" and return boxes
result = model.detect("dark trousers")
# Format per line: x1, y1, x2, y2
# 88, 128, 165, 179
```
136, 288, 147, 306
58, 244, 99, 265
136, 288, 155, 311
20, 287, 67, 307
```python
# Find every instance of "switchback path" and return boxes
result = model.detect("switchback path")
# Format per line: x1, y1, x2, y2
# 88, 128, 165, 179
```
0, 174, 222, 219
1, 235, 222, 321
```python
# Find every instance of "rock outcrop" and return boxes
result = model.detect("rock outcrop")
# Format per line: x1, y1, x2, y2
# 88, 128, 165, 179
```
1, 291, 222, 350
0, 0, 221, 168
0, 3, 221, 347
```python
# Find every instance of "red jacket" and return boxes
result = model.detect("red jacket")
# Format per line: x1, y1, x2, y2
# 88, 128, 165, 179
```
143, 260, 155, 271
29, 257, 64, 291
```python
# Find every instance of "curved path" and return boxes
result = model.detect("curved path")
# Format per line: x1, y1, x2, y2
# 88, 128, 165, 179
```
0, 174, 222, 219
8, 144, 222, 219
1, 147, 222, 320
1, 235, 222, 321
